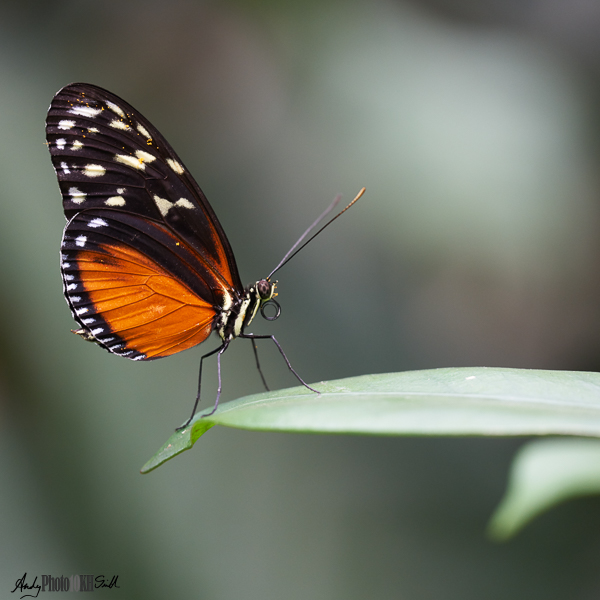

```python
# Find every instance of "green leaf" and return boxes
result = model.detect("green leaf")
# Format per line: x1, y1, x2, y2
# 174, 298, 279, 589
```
141, 367, 600, 473
141, 419, 215, 474
488, 438, 600, 541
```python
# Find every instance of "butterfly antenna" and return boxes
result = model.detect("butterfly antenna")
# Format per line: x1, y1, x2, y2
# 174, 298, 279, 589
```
269, 193, 342, 276
268, 187, 365, 279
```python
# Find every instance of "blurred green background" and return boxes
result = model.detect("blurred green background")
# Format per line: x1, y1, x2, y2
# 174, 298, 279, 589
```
3, 0, 600, 597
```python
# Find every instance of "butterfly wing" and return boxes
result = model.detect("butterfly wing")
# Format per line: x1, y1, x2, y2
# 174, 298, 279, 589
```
46, 83, 243, 360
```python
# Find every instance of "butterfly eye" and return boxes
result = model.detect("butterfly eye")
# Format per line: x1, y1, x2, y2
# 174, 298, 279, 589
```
257, 278, 274, 300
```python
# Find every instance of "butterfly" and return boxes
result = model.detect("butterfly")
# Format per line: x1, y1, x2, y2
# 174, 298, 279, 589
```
46, 83, 363, 428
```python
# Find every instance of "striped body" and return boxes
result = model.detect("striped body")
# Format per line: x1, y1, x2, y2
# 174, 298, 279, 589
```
216, 280, 275, 342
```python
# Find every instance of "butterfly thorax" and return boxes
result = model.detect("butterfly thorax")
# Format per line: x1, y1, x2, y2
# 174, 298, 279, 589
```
216, 279, 276, 342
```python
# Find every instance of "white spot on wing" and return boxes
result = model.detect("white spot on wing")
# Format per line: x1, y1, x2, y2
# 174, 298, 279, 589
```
56, 138, 66, 149
91, 328, 104, 336
153, 195, 173, 217
75, 307, 89, 315
66, 283, 78, 291
166, 159, 184, 174
88, 127, 99, 133
176, 198, 194, 209
64, 274, 74, 281
117, 188, 125, 194
88, 218, 108, 228
75, 235, 87, 247
135, 150, 156, 163
83, 164, 106, 178
106, 101, 125, 117
69, 105, 101, 118
69, 187, 86, 204
114, 150, 156, 171
109, 119, 130, 130
58, 120, 75, 130
114, 154, 141, 169
136, 123, 151, 139
71, 296, 81, 302
105, 196, 125, 207
60, 162, 70, 174
71, 140, 83, 151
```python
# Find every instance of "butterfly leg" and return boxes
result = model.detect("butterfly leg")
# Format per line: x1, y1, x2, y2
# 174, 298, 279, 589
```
250, 338, 270, 391
176, 341, 228, 430
202, 342, 230, 418
240, 333, 320, 394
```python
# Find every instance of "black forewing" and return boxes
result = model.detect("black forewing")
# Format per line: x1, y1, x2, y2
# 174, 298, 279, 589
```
45, 82, 244, 296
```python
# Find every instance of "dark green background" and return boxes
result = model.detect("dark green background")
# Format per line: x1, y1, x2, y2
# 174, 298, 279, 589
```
3, 0, 600, 597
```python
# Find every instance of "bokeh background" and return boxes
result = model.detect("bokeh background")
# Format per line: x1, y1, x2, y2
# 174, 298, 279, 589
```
3, 0, 600, 597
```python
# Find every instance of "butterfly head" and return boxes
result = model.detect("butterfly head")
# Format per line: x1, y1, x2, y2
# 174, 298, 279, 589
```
257, 278, 276, 301
256, 278, 280, 322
